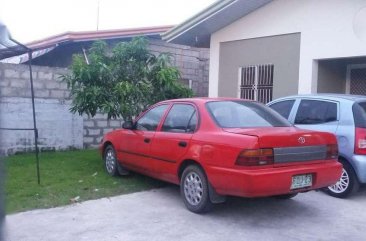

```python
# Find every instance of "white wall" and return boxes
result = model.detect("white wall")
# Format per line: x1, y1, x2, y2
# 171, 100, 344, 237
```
209, 0, 366, 97
0, 98, 83, 155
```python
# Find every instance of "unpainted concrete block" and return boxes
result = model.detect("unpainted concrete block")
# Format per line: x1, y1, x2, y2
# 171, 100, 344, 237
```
10, 79, 27, 88
88, 129, 101, 136
97, 120, 108, 128
32, 81, 45, 89
38, 71, 53, 80
59, 82, 68, 90
109, 120, 121, 128
84, 137, 94, 144
46, 82, 60, 89
93, 113, 108, 119
50, 90, 64, 99
0, 79, 9, 87
4, 69, 20, 78
0, 87, 16, 97
84, 120, 95, 128
20, 71, 37, 79
34, 89, 50, 98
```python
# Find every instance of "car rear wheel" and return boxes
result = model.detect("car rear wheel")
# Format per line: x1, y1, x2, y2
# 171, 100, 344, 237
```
326, 159, 359, 198
180, 165, 212, 213
104, 145, 119, 176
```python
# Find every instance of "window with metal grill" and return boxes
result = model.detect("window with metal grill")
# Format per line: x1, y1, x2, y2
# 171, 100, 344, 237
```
239, 64, 274, 104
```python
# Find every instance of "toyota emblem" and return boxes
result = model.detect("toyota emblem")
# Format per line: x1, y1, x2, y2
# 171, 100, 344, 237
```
298, 137, 306, 144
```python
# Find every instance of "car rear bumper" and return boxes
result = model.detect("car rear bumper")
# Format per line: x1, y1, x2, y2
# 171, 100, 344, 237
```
352, 155, 366, 183
207, 161, 342, 198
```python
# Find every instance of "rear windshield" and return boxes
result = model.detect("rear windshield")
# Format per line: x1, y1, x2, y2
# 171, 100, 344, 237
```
206, 101, 291, 128
353, 102, 366, 128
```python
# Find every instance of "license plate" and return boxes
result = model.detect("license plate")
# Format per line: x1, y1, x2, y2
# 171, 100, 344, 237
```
291, 174, 312, 189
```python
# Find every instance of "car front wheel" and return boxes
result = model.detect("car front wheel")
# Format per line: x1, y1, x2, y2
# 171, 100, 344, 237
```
104, 145, 119, 176
326, 160, 359, 198
180, 165, 212, 213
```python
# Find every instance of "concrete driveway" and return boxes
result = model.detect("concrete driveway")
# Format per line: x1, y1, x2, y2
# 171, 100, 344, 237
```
5, 186, 366, 241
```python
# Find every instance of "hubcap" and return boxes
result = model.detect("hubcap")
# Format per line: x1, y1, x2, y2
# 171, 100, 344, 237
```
105, 149, 116, 173
328, 168, 349, 193
184, 172, 203, 206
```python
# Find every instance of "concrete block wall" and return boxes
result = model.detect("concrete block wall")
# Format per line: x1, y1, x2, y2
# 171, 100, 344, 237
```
0, 40, 210, 153
83, 114, 124, 148
148, 39, 209, 97
0, 63, 83, 155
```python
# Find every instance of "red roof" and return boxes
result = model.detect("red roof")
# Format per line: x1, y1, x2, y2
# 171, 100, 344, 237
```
27, 25, 174, 50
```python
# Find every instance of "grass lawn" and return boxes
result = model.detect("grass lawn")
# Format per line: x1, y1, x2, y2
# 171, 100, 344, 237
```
4, 149, 165, 214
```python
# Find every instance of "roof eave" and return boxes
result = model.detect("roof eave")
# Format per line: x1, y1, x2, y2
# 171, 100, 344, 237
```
162, 0, 236, 43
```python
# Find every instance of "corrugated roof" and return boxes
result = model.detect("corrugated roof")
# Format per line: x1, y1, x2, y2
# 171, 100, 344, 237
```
27, 25, 174, 50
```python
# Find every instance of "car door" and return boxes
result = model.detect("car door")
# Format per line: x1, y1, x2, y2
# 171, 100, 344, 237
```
118, 104, 169, 174
293, 99, 339, 134
149, 103, 198, 183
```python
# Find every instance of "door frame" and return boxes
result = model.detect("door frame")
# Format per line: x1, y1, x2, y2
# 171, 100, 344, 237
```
346, 64, 366, 94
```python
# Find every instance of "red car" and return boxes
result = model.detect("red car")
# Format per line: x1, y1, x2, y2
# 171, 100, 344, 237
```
100, 98, 342, 213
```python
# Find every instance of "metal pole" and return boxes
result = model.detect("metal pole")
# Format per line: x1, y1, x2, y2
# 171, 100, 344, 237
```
28, 51, 40, 185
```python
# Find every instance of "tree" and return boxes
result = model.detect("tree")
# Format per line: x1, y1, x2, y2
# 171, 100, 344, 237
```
62, 37, 193, 120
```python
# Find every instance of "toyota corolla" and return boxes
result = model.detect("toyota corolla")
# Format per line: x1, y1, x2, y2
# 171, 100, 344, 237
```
100, 98, 342, 213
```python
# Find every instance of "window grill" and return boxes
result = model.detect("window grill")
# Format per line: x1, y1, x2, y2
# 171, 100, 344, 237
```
239, 64, 274, 103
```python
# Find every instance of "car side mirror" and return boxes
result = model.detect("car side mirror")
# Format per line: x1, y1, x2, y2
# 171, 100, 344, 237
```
122, 121, 135, 130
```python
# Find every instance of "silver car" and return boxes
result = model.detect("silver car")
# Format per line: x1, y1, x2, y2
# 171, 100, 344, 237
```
268, 94, 366, 198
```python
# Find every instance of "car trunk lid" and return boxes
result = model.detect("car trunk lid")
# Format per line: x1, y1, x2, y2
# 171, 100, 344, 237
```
223, 127, 333, 166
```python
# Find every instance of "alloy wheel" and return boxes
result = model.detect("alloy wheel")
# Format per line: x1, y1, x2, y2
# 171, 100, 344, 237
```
105, 148, 116, 174
328, 168, 349, 194
184, 171, 204, 206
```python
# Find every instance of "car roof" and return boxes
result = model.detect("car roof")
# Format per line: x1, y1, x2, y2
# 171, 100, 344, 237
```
272, 94, 366, 103
159, 97, 254, 104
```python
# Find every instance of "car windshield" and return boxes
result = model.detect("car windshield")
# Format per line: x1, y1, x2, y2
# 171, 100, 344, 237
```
206, 100, 291, 128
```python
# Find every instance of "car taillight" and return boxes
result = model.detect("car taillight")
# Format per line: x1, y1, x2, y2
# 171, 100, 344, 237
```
326, 144, 338, 160
355, 127, 366, 155
236, 149, 274, 166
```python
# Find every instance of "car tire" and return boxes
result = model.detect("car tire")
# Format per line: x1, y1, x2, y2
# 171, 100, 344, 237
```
325, 159, 359, 198
180, 165, 212, 213
274, 193, 298, 199
103, 145, 119, 176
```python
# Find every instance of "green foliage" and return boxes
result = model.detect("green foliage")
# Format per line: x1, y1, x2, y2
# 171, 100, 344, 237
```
62, 37, 193, 120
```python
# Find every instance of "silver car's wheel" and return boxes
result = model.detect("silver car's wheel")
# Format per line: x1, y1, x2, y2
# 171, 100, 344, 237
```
325, 159, 359, 198
328, 168, 349, 194
104, 145, 118, 176
180, 165, 212, 213
184, 172, 204, 206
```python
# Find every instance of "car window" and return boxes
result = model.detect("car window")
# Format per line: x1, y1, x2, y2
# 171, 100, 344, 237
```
295, 100, 337, 125
206, 101, 291, 128
162, 104, 197, 133
136, 104, 169, 131
353, 102, 366, 128
268, 100, 295, 119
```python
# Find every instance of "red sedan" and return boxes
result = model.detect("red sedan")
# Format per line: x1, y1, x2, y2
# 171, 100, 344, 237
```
100, 98, 342, 213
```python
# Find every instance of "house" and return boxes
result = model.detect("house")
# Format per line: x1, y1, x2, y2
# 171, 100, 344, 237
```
163, 0, 366, 103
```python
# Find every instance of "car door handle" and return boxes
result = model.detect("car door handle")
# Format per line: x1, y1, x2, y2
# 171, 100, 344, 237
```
144, 138, 150, 143
178, 141, 187, 147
